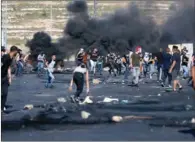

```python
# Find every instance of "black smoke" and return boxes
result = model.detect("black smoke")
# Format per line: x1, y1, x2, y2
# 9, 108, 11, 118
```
26, 32, 62, 61
160, 2, 195, 48
27, 0, 195, 58
58, 0, 161, 56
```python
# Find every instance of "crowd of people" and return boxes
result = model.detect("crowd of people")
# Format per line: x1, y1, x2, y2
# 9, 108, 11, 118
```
1, 45, 195, 110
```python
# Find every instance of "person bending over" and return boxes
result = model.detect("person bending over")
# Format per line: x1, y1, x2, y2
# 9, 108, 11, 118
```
69, 63, 90, 103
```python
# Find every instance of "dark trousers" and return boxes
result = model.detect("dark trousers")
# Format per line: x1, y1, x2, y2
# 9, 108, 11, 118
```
162, 69, 172, 85
116, 63, 122, 75
1, 77, 9, 110
73, 72, 84, 97
108, 62, 116, 76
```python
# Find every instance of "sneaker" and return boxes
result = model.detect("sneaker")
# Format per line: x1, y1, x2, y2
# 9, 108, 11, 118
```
70, 96, 76, 103
134, 84, 139, 87
161, 83, 165, 87
179, 86, 183, 91
74, 97, 80, 103
168, 84, 172, 88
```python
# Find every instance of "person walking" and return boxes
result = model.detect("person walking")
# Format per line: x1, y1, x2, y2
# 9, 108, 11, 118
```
45, 55, 56, 88
130, 49, 141, 86
169, 46, 182, 91
69, 63, 90, 103
1, 46, 20, 111
161, 48, 172, 87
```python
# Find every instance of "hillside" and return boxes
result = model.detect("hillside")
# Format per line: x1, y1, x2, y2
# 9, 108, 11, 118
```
1, 0, 181, 51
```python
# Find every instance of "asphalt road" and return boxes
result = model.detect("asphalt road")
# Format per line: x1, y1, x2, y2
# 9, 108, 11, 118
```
1, 73, 195, 141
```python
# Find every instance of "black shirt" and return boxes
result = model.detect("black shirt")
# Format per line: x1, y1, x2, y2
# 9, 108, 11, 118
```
182, 55, 189, 66
90, 52, 99, 61
1, 54, 13, 78
155, 52, 163, 64
77, 53, 84, 61
172, 52, 181, 70
163, 52, 172, 70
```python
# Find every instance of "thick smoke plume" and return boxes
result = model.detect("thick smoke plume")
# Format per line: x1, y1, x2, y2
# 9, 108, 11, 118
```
26, 32, 62, 61
160, 2, 195, 48
27, 0, 194, 58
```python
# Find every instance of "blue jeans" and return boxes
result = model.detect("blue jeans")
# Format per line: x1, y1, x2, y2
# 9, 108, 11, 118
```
45, 70, 54, 88
182, 65, 189, 78
15, 62, 23, 76
124, 65, 130, 80
143, 63, 149, 77
37, 62, 44, 75
97, 63, 103, 74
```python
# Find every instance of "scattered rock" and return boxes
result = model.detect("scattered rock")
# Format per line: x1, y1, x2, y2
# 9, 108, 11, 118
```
191, 118, 195, 123
81, 111, 91, 119
24, 104, 34, 110
103, 97, 119, 103
57, 97, 67, 103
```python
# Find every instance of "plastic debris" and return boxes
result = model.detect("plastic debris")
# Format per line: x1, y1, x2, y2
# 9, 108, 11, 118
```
57, 97, 67, 103
185, 105, 192, 111
103, 97, 119, 103
112, 116, 123, 122
81, 111, 91, 119
93, 79, 101, 84
24, 104, 34, 110
121, 100, 129, 104
191, 118, 195, 123
80, 96, 93, 105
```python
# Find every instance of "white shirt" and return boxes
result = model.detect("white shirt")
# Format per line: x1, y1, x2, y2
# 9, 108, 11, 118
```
74, 66, 87, 74
144, 54, 149, 62
48, 60, 55, 72
37, 54, 45, 62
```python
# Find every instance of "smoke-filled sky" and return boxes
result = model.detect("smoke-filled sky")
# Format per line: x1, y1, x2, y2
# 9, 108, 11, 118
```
28, 0, 195, 58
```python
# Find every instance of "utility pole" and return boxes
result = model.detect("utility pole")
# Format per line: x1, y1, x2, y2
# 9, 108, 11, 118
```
50, 1, 53, 37
94, 0, 97, 17
1, 1, 8, 48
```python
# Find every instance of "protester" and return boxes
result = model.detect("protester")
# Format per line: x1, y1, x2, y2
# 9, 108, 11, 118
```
97, 56, 104, 75
15, 54, 24, 77
90, 48, 99, 75
45, 55, 56, 88
115, 55, 122, 75
37, 52, 45, 76
143, 52, 150, 77
123, 54, 130, 81
130, 49, 141, 86
155, 48, 164, 82
76, 48, 85, 66
1, 46, 20, 111
148, 54, 155, 79
69, 63, 90, 103
1, 46, 6, 57
181, 52, 189, 79
169, 46, 182, 91
161, 47, 172, 87
192, 53, 195, 90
